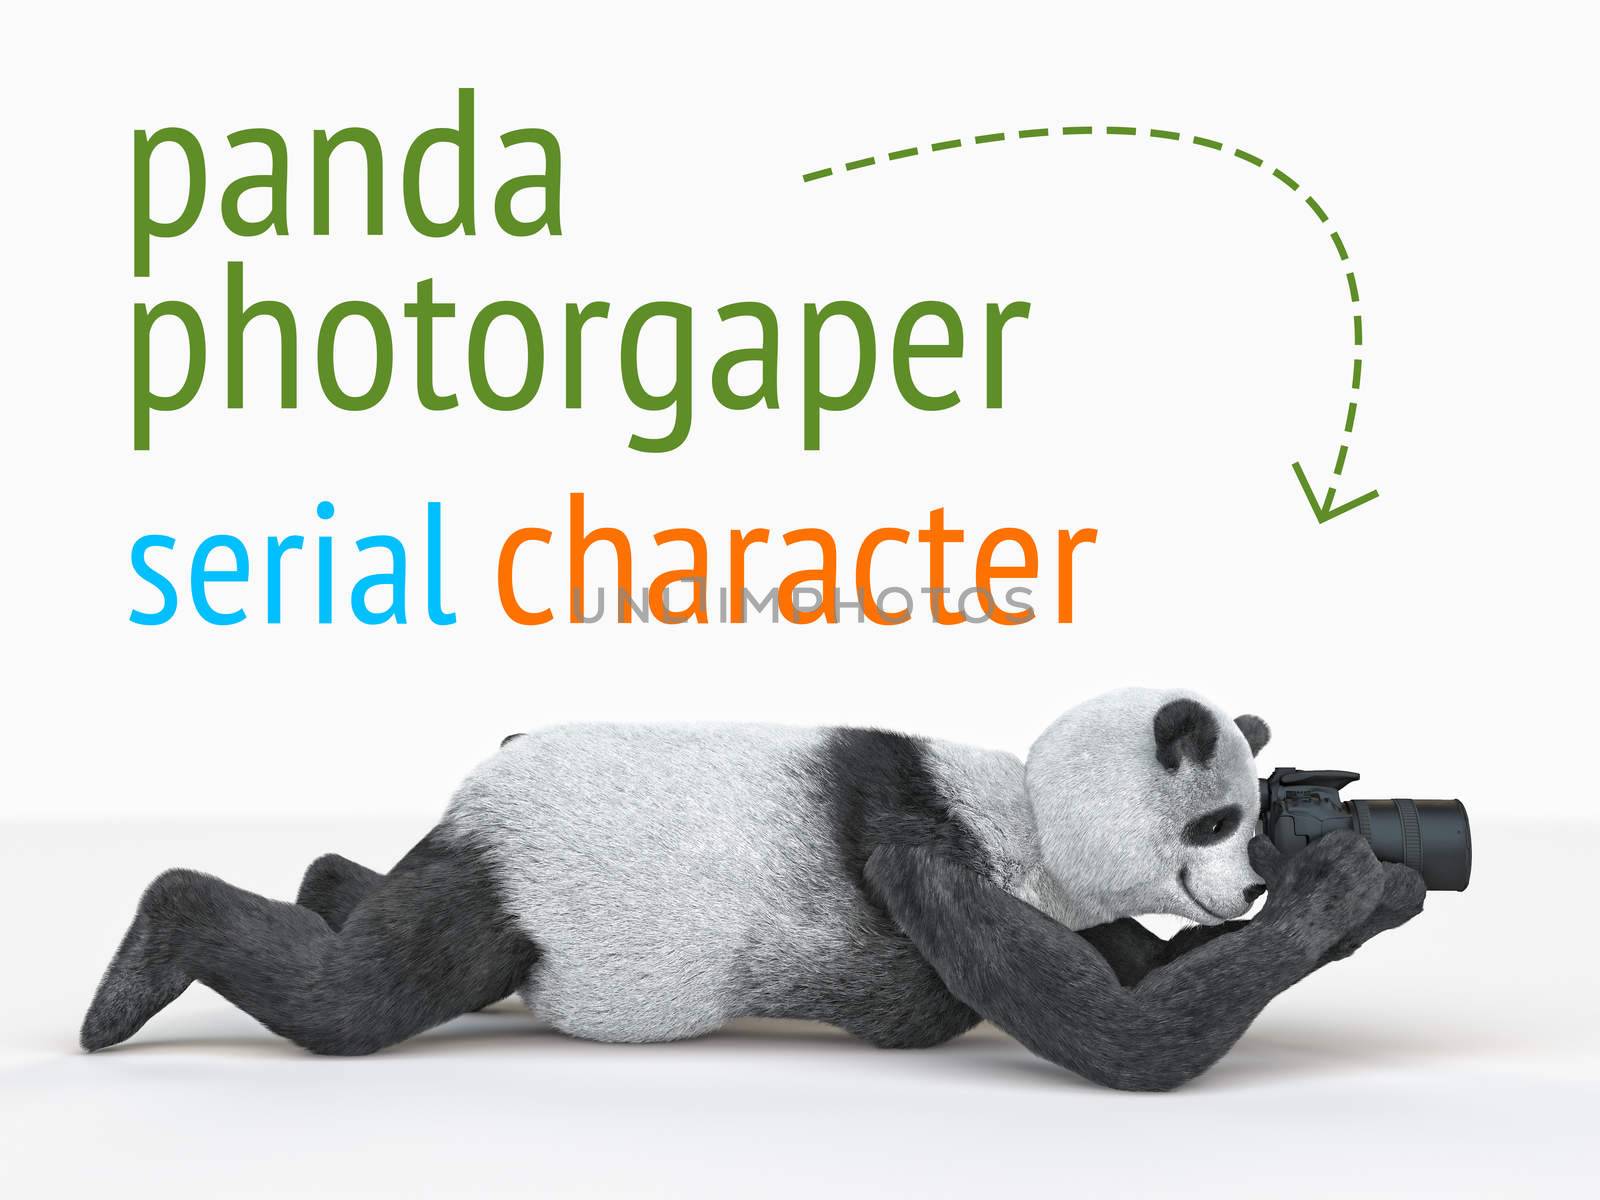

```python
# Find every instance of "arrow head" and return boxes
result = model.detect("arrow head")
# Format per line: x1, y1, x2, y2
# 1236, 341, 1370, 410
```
1292, 461, 1379, 524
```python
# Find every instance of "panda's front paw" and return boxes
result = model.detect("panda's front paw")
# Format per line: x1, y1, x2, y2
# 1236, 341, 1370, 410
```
1318, 861, 1425, 964
1253, 832, 1386, 961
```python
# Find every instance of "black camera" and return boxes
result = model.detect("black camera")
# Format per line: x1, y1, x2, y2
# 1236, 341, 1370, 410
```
1259, 767, 1471, 891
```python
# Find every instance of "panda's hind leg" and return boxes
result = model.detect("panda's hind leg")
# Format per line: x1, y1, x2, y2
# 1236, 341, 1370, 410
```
81, 829, 538, 1054
297, 853, 385, 931
296, 851, 511, 1010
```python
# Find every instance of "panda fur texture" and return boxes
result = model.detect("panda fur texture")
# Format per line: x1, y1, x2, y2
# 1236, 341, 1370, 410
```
80, 687, 1425, 1090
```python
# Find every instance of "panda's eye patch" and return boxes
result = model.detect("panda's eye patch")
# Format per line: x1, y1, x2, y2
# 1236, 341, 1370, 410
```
1183, 805, 1244, 847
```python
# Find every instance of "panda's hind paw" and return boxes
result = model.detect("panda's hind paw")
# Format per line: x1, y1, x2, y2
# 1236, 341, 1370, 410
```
80, 908, 190, 1052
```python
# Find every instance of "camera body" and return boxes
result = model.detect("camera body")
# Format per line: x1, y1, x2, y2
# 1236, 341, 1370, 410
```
1259, 767, 1471, 891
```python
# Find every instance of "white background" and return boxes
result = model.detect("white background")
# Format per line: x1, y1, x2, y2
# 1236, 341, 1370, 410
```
2, 2, 1596, 1195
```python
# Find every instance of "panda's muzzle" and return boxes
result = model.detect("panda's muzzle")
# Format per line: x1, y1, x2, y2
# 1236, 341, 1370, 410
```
1177, 866, 1236, 923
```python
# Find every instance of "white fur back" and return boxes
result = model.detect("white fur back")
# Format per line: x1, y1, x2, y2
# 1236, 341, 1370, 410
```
444, 724, 835, 1041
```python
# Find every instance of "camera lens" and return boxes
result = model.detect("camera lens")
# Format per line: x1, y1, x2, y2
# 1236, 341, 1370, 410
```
1347, 798, 1472, 891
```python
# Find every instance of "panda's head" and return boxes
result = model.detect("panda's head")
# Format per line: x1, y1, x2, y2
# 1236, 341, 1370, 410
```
1025, 687, 1271, 926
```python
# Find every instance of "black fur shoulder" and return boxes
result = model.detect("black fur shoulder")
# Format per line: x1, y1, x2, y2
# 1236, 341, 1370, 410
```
815, 728, 993, 890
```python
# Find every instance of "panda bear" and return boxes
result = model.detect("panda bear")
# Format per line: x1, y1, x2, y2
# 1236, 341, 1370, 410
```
80, 687, 1424, 1090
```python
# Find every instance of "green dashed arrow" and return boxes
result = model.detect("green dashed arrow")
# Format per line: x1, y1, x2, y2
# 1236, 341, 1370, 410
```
1294, 461, 1379, 523
801, 125, 1379, 525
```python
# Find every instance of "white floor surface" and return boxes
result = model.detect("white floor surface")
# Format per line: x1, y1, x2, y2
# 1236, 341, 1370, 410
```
1, 820, 1592, 1197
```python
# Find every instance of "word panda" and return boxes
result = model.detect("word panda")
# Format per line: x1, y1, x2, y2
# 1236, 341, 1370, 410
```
81, 687, 1424, 1090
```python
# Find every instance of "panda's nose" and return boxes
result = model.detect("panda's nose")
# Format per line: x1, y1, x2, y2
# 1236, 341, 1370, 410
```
1242, 883, 1266, 905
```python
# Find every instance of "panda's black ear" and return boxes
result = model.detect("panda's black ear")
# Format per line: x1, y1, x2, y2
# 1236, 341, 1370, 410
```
1153, 699, 1219, 771
1234, 715, 1271, 757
